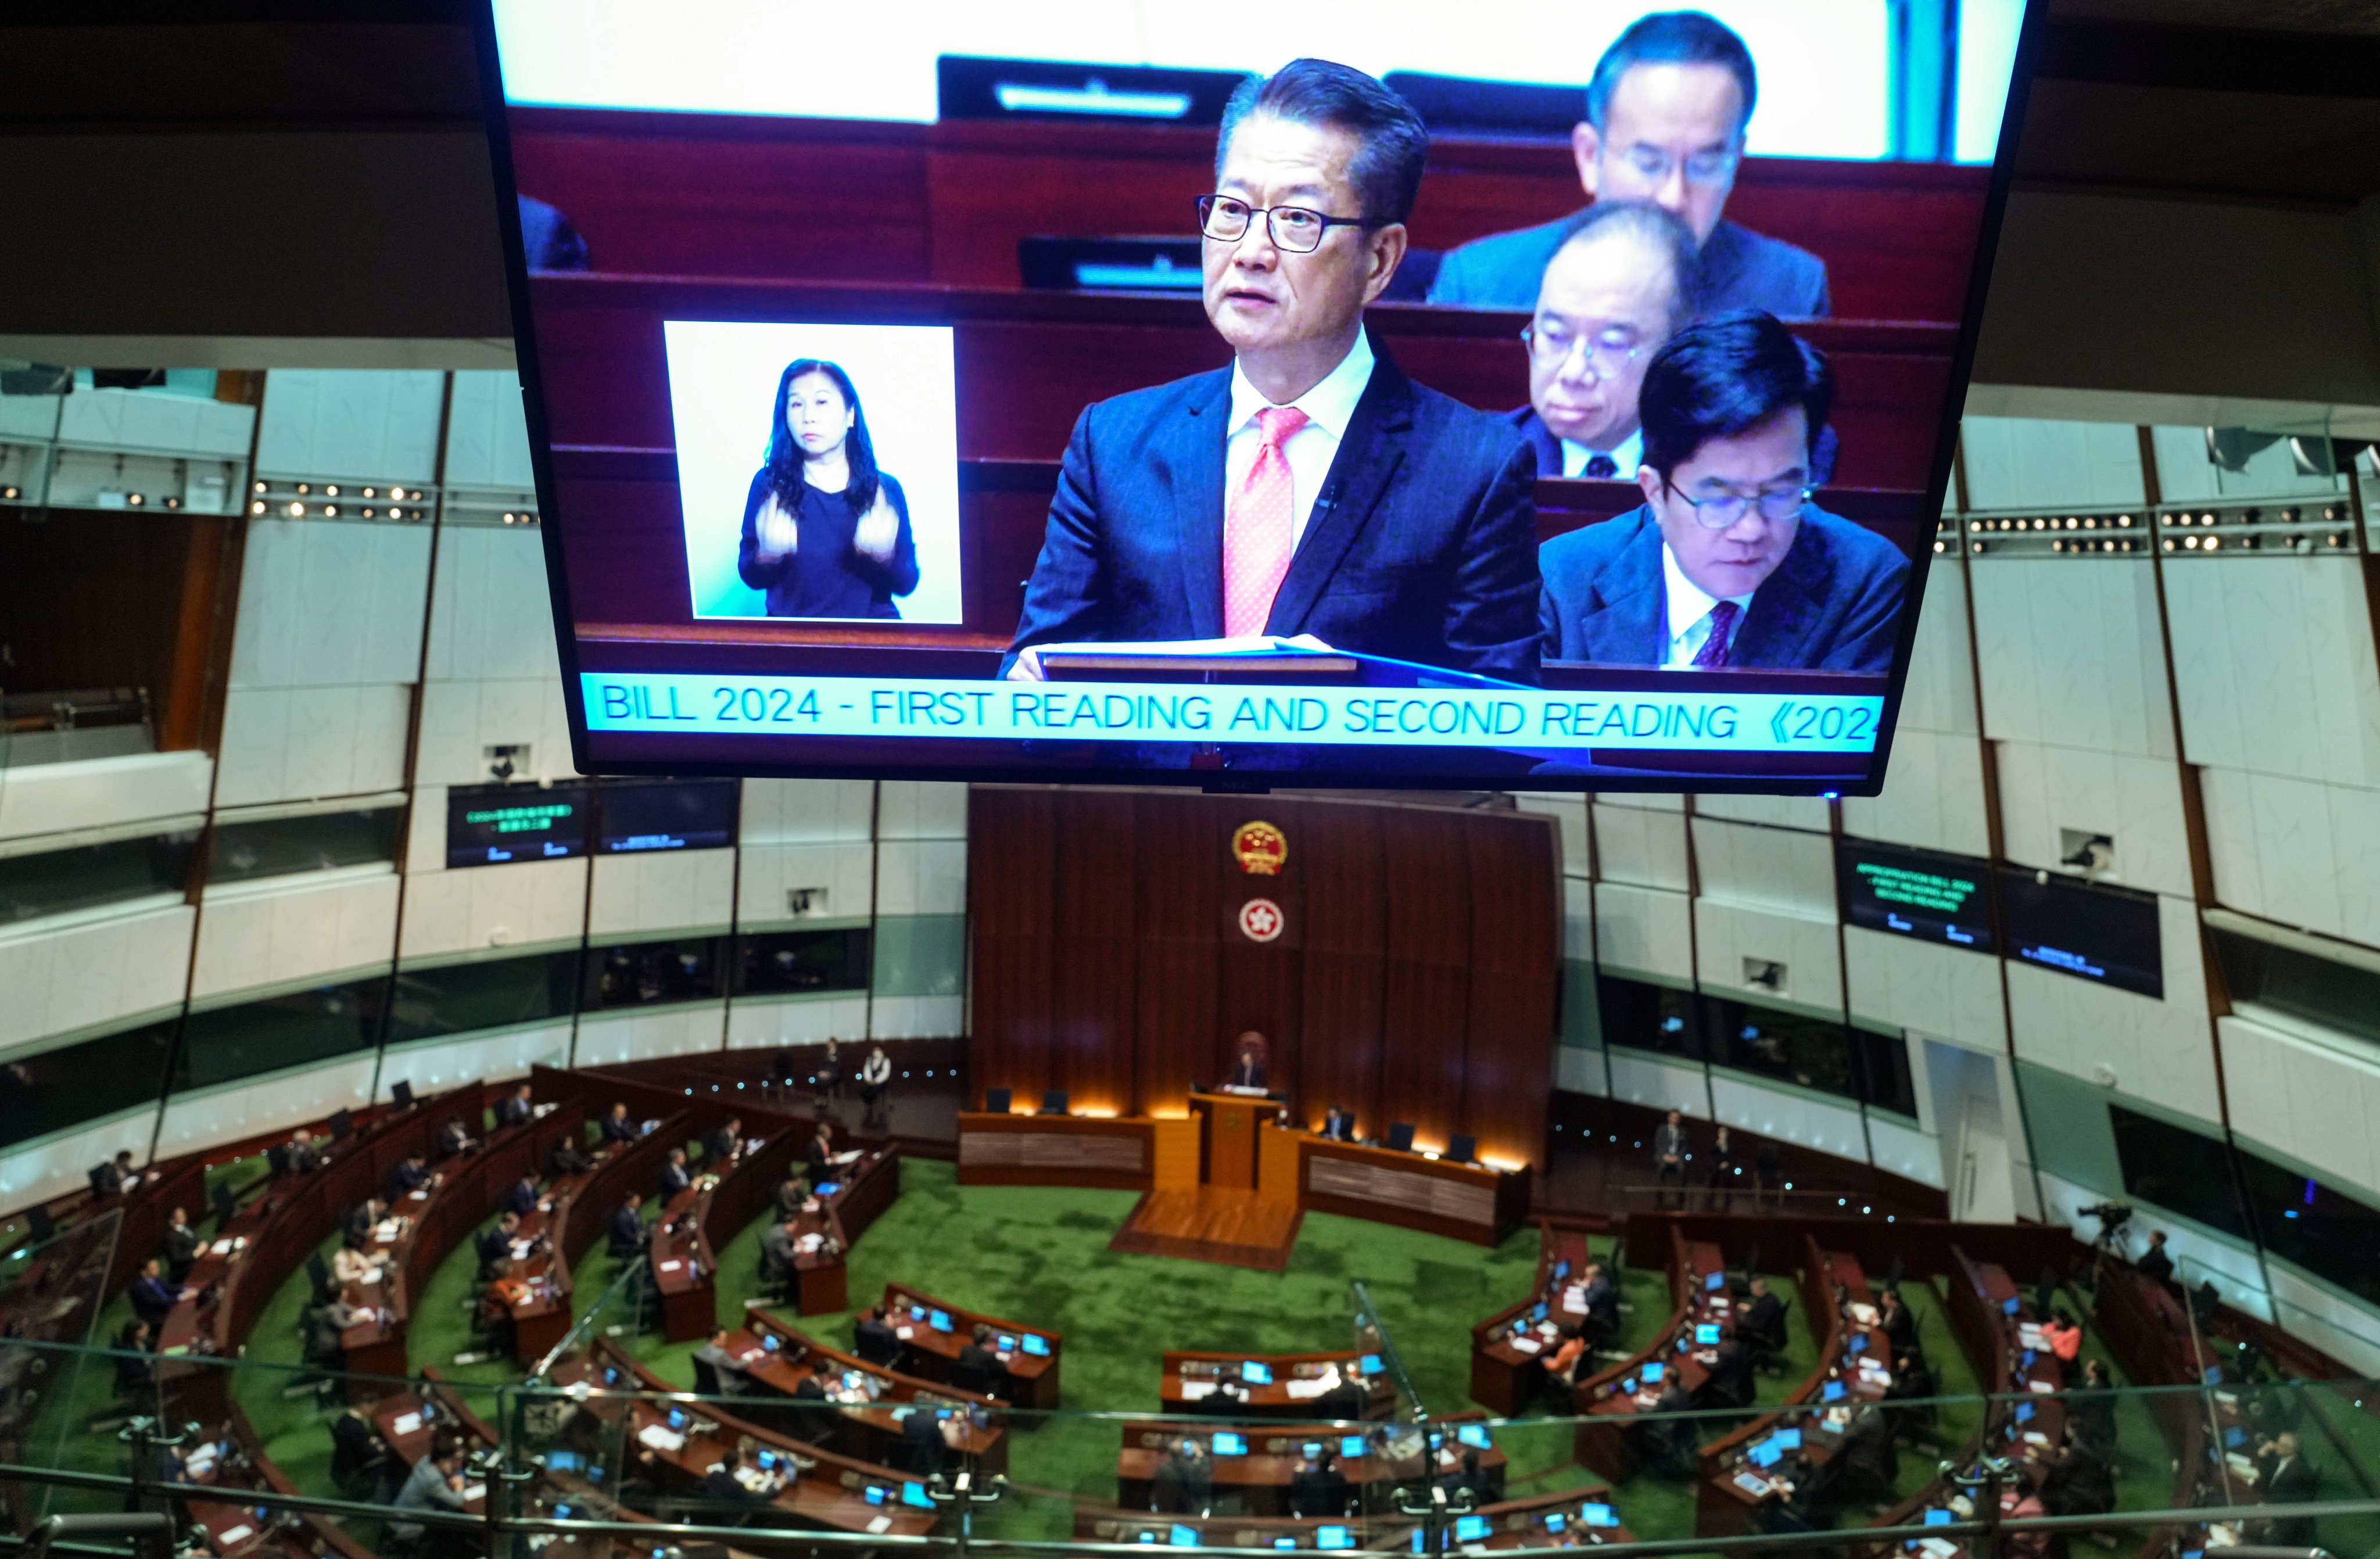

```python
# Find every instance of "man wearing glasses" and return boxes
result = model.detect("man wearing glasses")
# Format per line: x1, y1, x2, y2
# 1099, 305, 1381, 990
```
1006, 58, 1540, 691
1428, 11, 1828, 319
1537, 311, 1906, 671
1511, 202, 1698, 479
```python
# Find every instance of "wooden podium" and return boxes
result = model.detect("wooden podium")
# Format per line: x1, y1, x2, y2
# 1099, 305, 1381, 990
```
1189, 1091, 1275, 1189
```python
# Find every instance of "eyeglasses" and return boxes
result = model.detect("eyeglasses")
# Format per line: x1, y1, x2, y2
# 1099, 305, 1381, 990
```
1666, 483, 1811, 530
1618, 144, 1741, 189
1198, 194, 1382, 255
1521, 319, 1644, 378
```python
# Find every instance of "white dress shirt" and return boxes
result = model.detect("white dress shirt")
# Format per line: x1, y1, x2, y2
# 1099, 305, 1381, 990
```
1224, 330, 1376, 551
1560, 428, 1642, 480
1659, 542, 1754, 669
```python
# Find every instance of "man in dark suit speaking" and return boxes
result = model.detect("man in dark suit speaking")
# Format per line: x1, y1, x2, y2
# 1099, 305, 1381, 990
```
1538, 311, 1906, 671
1006, 59, 1539, 685
1428, 12, 1827, 318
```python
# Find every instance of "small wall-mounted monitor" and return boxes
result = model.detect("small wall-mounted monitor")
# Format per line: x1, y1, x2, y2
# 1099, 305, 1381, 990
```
1209, 1432, 1246, 1457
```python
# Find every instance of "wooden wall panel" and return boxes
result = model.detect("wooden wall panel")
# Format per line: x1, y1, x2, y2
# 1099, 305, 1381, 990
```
1378, 811, 1475, 1151
967, 788, 1560, 1166
1212, 798, 1307, 1103
1462, 813, 1561, 1168
966, 787, 1058, 1105
1299, 804, 1386, 1138
1051, 789, 1138, 1113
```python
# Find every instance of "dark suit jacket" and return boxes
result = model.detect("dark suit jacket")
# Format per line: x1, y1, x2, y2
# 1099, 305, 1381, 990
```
1506, 407, 1568, 478
1741, 1293, 1785, 1347
1227, 1058, 1268, 1090
504, 1181, 540, 1218
704, 1127, 739, 1164
128, 1275, 178, 1327
1320, 1114, 1356, 1142
495, 1097, 532, 1128
2259, 1453, 2318, 1505
1539, 504, 1908, 673
658, 1162, 693, 1198
607, 1206, 647, 1257
600, 1114, 637, 1144
1008, 342, 1540, 685
855, 1319, 903, 1367
1429, 212, 1830, 318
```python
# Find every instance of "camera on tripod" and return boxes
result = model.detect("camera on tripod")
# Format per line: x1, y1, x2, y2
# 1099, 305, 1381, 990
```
2080, 1200, 2131, 1232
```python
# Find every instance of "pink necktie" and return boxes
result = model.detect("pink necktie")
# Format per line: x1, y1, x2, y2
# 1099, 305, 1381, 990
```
1690, 600, 1740, 668
1223, 405, 1309, 638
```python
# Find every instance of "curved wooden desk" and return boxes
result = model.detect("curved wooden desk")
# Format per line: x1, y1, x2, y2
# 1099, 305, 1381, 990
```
1116, 1417, 1505, 1519
648, 1121, 800, 1343
721, 1310, 1007, 1474
1571, 1227, 1728, 1481
567, 1339, 939, 1538
1158, 1349, 1390, 1421
1469, 1217, 1598, 1415
880, 1280, 1062, 1410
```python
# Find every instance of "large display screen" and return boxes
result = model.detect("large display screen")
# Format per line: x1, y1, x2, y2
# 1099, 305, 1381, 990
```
1996, 868, 2163, 1000
1838, 838, 1995, 952
593, 779, 740, 854
481, 0, 2037, 790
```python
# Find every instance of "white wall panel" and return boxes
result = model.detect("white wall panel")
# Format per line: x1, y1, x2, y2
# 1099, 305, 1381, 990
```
1970, 558, 2173, 757
1514, 794, 1591, 878
1841, 727, 1991, 857
1960, 418, 2146, 513
2165, 558, 2380, 786
869, 994, 965, 1039
876, 782, 967, 840
1591, 882, 1694, 984
398, 858, 590, 960
153, 1055, 378, 1162
2006, 896, 2218, 1123
254, 369, 445, 482
441, 371, 536, 490
229, 519, 431, 690
0, 751, 213, 841
1605, 1050, 1708, 1117
1693, 900, 1845, 1013
571, 1003, 726, 1067
736, 842, 875, 927
1844, 927, 2007, 1053
1865, 1114, 1945, 1189
741, 780, 877, 844
587, 851, 736, 937
1689, 794, 1830, 832
2217, 1012, 2380, 1203
190, 874, 399, 999
726, 995, 872, 1050
0, 1106, 160, 1209
1555, 1046, 1608, 1095
1708, 1073, 1869, 1163
1689, 818, 1835, 917
413, 678, 576, 787
213, 684, 413, 807
1994, 739, 2192, 897
1590, 800, 1690, 892
54, 386, 253, 457
2150, 425, 2349, 507
422, 524, 561, 684
1562, 877, 1594, 963
377, 1020, 571, 1103
0, 905, 193, 1055
1898, 561, 1981, 736
875, 840, 966, 917
2199, 766, 2380, 946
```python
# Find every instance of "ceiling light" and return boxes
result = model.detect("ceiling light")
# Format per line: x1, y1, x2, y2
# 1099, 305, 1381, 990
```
250, 500, 266, 514
296, 482, 310, 494
325, 485, 339, 496
289, 502, 304, 516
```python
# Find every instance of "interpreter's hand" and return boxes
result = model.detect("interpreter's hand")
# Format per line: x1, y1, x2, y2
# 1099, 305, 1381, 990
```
752, 493, 799, 560
852, 494, 899, 561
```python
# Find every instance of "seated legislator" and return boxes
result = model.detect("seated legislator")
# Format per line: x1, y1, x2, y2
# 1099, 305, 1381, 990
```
1537, 311, 1907, 672
658, 1148, 694, 1199
1428, 12, 1827, 317
1005, 59, 1539, 687
1317, 1105, 1357, 1143
600, 1102, 639, 1145
735, 360, 920, 620
607, 1192, 649, 1260
1509, 201, 1698, 480
496, 1082, 535, 1128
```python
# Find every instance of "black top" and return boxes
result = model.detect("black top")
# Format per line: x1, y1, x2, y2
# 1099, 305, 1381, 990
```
2135, 1246, 2174, 1283
736, 471, 920, 620
600, 1114, 638, 1144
